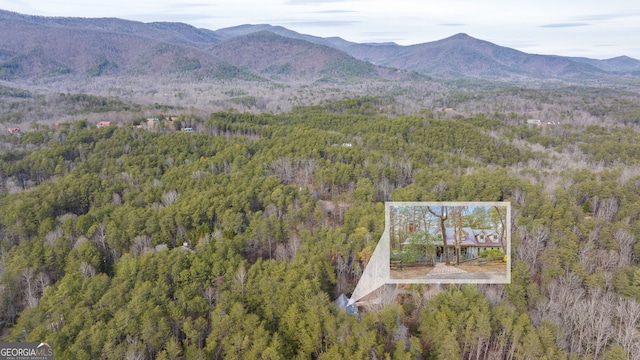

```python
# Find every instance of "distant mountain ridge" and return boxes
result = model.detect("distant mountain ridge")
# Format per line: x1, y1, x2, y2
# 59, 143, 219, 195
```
0, 10, 222, 47
214, 24, 356, 51
213, 25, 640, 79
1, 9, 640, 85
0, 9, 413, 83
0, 10, 226, 80
211, 31, 380, 82
355, 33, 608, 79
568, 56, 640, 74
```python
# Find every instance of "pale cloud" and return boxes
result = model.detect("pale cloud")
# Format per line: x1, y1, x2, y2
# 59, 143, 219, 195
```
130, 13, 222, 23
540, 23, 591, 28
285, 0, 353, 4
313, 10, 357, 14
277, 20, 360, 27
570, 12, 640, 21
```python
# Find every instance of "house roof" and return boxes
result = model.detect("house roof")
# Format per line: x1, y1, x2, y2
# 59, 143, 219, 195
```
335, 294, 359, 316
402, 227, 502, 247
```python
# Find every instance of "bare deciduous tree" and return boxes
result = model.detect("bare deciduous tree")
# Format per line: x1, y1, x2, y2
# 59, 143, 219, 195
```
614, 229, 636, 267
73, 236, 88, 249
35, 272, 50, 294
432, 180, 448, 197
398, 160, 413, 186
593, 293, 613, 358
132, 235, 153, 257
93, 223, 108, 251
594, 196, 620, 222
162, 189, 179, 206
271, 157, 294, 184
125, 347, 144, 360
596, 249, 619, 272
44, 225, 63, 246
516, 225, 548, 273
334, 255, 350, 295
492, 206, 507, 254
615, 298, 640, 360
20, 268, 38, 308
79, 262, 96, 278
428, 206, 450, 264
479, 284, 505, 307
578, 241, 597, 274
234, 266, 247, 294
512, 187, 526, 207
287, 233, 301, 259
538, 274, 635, 358
112, 192, 122, 205
376, 176, 393, 201
298, 158, 317, 184
588, 224, 601, 244
274, 243, 288, 262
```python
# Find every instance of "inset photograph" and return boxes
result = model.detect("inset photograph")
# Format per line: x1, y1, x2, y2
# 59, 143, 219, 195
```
389, 202, 510, 283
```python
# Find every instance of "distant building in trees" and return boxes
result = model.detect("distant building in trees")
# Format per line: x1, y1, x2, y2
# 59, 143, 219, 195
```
527, 119, 557, 126
146, 118, 159, 128
96, 121, 112, 128
7, 127, 21, 134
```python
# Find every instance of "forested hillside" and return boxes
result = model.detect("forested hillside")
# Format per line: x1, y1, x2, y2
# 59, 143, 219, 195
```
1, 98, 640, 359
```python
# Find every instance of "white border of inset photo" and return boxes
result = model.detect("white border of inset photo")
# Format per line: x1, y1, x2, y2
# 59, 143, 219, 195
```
350, 201, 511, 304
387, 201, 510, 284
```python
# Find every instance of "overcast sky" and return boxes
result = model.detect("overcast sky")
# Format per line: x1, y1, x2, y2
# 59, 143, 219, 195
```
3, 0, 640, 59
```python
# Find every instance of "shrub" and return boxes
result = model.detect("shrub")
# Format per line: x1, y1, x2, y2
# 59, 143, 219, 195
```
479, 249, 504, 258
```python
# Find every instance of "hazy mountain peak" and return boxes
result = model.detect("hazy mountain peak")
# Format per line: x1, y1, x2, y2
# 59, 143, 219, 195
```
449, 33, 473, 39
215, 23, 282, 37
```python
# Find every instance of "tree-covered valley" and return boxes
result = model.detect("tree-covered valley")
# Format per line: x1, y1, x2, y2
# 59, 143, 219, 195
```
1, 95, 640, 359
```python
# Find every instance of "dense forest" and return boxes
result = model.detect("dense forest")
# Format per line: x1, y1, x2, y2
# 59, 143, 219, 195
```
1, 96, 640, 359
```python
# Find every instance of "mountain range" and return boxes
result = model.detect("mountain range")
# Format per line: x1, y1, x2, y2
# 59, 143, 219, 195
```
2, 9, 640, 85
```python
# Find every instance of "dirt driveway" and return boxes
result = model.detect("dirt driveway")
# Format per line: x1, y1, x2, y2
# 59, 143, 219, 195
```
390, 265, 434, 279
454, 260, 506, 273
390, 260, 506, 279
